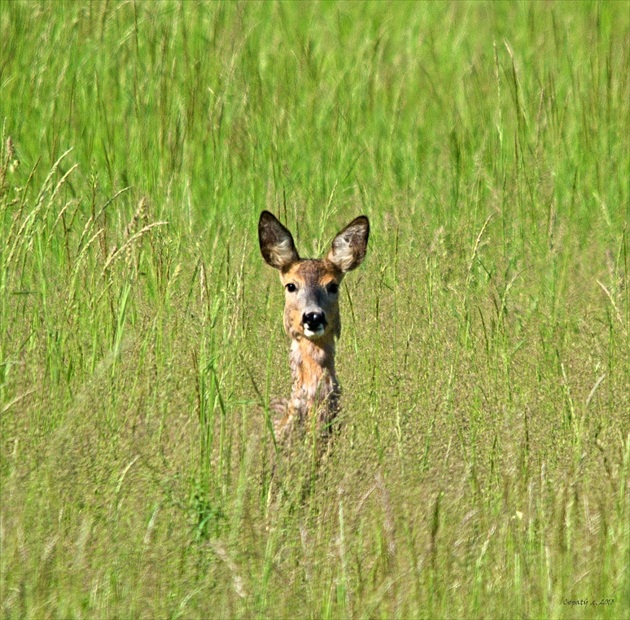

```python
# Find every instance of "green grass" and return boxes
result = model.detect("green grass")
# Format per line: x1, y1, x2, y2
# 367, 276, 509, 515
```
1, 1, 629, 618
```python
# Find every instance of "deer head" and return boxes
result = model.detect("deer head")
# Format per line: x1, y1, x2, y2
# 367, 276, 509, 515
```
258, 211, 369, 344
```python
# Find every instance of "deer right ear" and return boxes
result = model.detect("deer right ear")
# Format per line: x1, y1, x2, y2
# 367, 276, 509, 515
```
258, 211, 300, 271
327, 215, 370, 272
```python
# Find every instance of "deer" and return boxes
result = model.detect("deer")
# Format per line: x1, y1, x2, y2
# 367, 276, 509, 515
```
258, 211, 370, 446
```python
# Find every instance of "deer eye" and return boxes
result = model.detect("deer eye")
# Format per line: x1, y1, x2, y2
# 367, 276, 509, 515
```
285, 283, 297, 293
326, 282, 339, 295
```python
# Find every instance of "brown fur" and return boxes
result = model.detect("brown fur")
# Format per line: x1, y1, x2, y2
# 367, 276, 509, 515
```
258, 211, 369, 443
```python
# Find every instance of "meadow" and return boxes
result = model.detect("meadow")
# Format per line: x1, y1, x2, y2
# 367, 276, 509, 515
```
1, 1, 629, 618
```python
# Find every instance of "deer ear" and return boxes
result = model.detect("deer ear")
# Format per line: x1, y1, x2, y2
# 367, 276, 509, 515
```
258, 211, 300, 270
327, 216, 369, 272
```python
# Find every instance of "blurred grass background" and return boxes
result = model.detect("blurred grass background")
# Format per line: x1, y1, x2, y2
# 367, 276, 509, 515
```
1, 1, 628, 618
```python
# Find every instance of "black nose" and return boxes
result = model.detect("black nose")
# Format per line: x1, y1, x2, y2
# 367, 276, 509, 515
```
303, 312, 326, 330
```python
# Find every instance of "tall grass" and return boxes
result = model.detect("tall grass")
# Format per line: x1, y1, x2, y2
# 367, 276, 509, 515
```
1, 1, 628, 618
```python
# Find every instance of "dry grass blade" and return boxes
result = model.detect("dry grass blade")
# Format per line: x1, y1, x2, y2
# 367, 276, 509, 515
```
102, 221, 169, 273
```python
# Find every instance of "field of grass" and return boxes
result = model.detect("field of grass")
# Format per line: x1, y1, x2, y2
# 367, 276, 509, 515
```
1, 1, 629, 618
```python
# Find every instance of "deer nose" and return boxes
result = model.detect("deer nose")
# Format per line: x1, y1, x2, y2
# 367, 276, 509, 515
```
302, 311, 327, 330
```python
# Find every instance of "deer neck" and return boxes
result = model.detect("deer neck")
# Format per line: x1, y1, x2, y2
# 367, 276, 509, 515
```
289, 337, 338, 412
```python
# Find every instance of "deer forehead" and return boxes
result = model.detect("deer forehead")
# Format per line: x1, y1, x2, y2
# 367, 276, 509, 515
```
280, 259, 342, 286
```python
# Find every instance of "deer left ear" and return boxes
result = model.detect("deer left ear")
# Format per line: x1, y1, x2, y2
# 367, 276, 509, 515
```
327, 216, 370, 272
259, 211, 300, 271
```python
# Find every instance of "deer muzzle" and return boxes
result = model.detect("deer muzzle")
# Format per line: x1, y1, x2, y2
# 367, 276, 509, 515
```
302, 311, 327, 338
